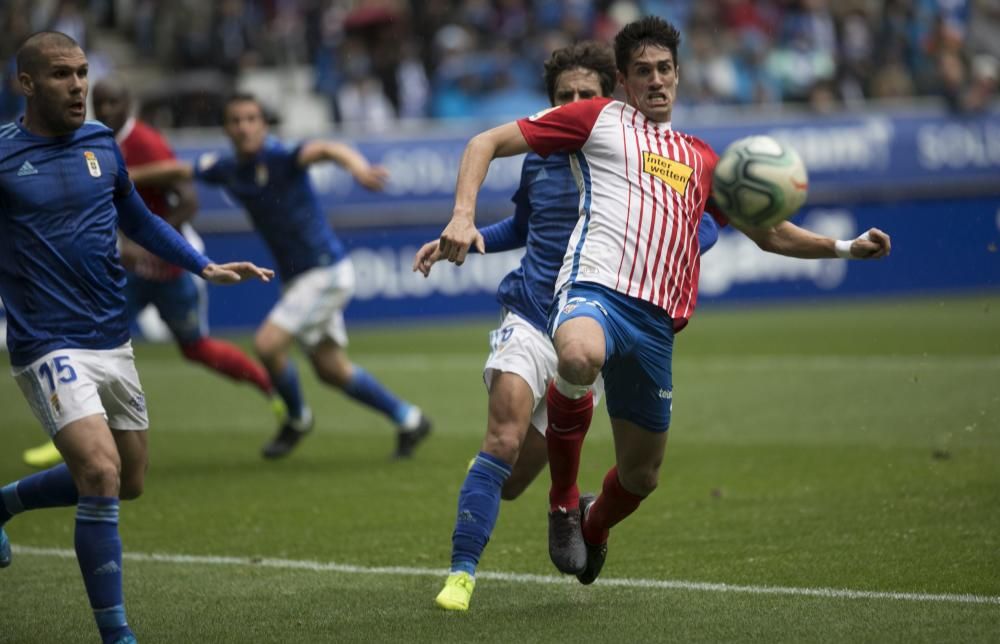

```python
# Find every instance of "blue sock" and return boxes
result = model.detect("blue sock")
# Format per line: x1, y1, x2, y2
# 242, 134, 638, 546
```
343, 367, 412, 425
1, 464, 79, 525
75, 497, 132, 644
272, 361, 305, 420
450, 452, 512, 576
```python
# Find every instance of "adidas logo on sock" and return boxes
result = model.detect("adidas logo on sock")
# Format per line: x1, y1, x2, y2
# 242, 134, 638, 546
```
94, 560, 121, 575
17, 161, 38, 176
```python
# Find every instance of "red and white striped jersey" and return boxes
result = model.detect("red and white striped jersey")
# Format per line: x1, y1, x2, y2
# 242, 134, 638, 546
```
517, 97, 726, 330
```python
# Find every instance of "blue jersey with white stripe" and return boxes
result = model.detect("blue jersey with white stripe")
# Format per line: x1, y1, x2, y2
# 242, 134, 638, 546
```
194, 136, 345, 281
0, 120, 133, 366
495, 153, 580, 331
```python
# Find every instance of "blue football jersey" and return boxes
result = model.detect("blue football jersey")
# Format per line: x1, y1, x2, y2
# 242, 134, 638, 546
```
0, 120, 133, 366
194, 136, 345, 281
496, 153, 580, 331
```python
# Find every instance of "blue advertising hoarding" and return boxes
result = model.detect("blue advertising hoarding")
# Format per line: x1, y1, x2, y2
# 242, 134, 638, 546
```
198, 197, 999, 331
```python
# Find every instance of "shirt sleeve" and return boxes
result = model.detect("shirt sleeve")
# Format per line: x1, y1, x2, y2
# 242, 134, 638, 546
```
698, 213, 719, 255
116, 188, 211, 275
193, 152, 227, 185
111, 142, 134, 198
516, 97, 611, 158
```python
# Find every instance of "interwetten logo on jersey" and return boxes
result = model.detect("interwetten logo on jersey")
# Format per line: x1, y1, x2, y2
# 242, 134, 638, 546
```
83, 151, 101, 177
642, 152, 692, 194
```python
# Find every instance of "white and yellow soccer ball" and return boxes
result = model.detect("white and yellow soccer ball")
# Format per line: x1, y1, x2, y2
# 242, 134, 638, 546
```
711, 135, 808, 228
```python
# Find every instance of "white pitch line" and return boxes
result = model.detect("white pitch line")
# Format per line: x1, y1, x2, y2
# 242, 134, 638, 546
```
13, 545, 1000, 606
135, 353, 1000, 374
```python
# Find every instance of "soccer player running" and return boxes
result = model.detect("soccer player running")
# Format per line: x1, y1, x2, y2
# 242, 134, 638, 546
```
415, 41, 720, 611
21, 77, 280, 470
436, 16, 891, 585
130, 94, 431, 459
0, 32, 273, 644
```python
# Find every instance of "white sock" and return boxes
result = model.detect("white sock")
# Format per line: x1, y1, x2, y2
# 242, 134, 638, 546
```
554, 374, 591, 400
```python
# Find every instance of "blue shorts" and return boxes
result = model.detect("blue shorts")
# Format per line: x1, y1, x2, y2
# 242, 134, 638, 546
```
125, 272, 207, 345
549, 282, 674, 433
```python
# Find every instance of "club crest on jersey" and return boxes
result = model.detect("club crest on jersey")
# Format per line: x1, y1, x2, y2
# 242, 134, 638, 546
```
83, 151, 101, 177
642, 151, 692, 195
255, 163, 269, 186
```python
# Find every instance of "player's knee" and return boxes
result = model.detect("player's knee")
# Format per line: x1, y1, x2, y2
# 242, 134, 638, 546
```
482, 426, 521, 464
619, 465, 660, 497
74, 460, 121, 497
253, 335, 276, 362
557, 347, 601, 384
313, 358, 351, 387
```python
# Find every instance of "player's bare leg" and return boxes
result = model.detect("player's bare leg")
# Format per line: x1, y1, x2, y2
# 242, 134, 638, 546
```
578, 418, 667, 584
546, 316, 603, 574
255, 321, 313, 459
436, 371, 533, 611
501, 425, 548, 500
310, 339, 431, 459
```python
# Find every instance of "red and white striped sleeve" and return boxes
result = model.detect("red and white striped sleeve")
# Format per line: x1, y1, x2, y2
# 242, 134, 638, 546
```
516, 97, 613, 158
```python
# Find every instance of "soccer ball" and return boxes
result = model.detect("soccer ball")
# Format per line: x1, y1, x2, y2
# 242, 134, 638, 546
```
711, 135, 808, 228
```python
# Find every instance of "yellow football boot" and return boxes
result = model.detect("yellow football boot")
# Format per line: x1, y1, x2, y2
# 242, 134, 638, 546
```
435, 572, 476, 611
22, 440, 62, 469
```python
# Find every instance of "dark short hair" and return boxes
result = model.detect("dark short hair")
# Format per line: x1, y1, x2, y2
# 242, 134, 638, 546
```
222, 92, 263, 121
16, 31, 81, 76
543, 41, 617, 105
613, 16, 681, 75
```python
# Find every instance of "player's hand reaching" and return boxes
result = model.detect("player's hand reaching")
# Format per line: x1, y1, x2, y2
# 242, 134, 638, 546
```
412, 240, 442, 277
201, 262, 274, 284
353, 165, 390, 191
851, 228, 891, 259
439, 218, 485, 266
412, 228, 486, 277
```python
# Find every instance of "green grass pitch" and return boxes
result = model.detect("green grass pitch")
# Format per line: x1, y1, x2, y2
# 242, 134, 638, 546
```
1, 294, 998, 642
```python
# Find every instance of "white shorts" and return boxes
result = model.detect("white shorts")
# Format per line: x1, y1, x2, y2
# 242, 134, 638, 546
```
12, 343, 149, 437
483, 310, 603, 435
268, 260, 354, 348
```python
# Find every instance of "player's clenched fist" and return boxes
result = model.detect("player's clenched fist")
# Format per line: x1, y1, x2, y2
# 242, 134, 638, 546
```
439, 218, 485, 265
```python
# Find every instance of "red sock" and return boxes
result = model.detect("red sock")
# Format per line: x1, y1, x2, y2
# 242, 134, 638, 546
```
180, 338, 272, 395
582, 466, 646, 545
545, 380, 594, 512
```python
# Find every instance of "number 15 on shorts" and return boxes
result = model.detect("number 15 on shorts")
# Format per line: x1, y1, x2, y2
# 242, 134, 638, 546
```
38, 355, 79, 392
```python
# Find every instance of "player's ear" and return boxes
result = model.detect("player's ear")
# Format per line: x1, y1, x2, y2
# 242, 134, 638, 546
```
17, 72, 34, 97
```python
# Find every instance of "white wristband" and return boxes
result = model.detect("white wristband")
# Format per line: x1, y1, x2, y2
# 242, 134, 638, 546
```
834, 231, 871, 259
834, 239, 854, 259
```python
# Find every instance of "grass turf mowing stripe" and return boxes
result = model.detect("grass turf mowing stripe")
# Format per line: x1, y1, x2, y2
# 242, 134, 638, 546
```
14, 545, 1000, 606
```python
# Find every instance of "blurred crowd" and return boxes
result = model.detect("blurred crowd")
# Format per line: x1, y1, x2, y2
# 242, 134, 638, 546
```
2, 0, 998, 126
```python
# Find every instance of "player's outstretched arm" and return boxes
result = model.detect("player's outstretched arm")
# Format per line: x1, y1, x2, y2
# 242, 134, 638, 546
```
128, 159, 194, 188
202, 262, 274, 284
737, 221, 891, 260
297, 141, 389, 191
440, 122, 531, 265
